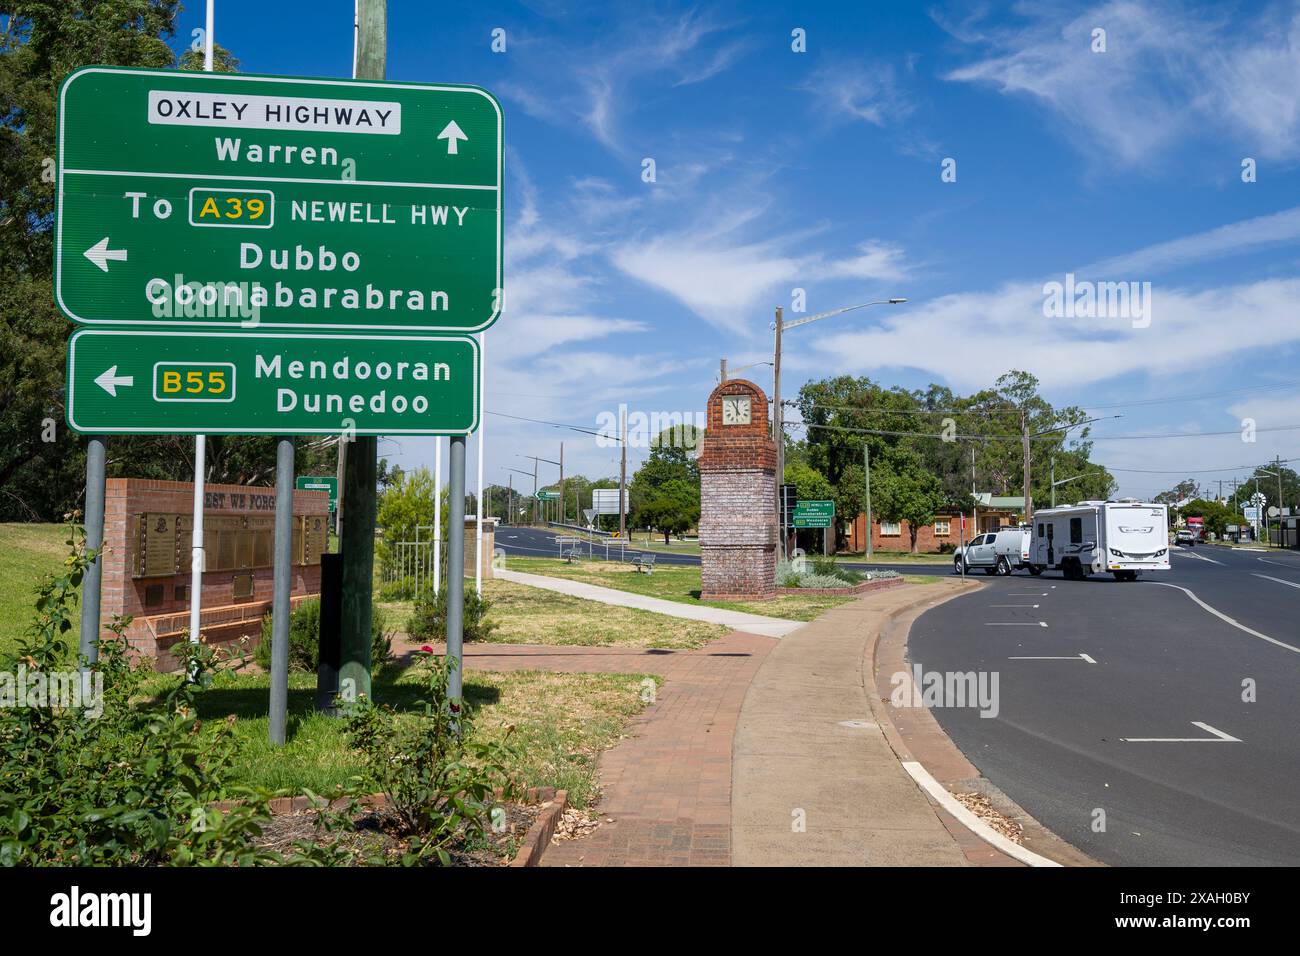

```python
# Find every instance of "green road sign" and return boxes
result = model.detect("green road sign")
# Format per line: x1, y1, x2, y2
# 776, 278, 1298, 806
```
66, 329, 479, 436
55, 67, 502, 333
296, 475, 339, 512
536, 490, 560, 500
792, 499, 834, 528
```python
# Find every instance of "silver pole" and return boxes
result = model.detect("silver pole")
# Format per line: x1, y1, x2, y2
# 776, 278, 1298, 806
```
189, 435, 206, 644
433, 438, 442, 591
204, 0, 214, 70
864, 442, 873, 560
268, 438, 295, 746
475, 335, 485, 596
79, 437, 107, 666
773, 307, 784, 559
447, 436, 467, 710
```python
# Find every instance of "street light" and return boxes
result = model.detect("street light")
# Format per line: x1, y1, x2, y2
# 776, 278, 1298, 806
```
772, 298, 907, 558
1050, 457, 1108, 508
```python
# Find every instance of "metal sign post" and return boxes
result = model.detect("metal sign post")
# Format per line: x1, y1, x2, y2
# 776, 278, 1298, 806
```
268, 438, 295, 745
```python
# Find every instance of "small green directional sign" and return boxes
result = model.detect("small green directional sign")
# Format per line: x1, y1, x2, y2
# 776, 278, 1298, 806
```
66, 329, 479, 436
55, 67, 502, 333
536, 490, 560, 501
296, 475, 339, 512
792, 499, 834, 528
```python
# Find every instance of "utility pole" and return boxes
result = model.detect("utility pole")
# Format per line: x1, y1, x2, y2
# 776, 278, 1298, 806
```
1021, 405, 1032, 525
619, 404, 627, 537
1050, 457, 1055, 509
773, 307, 784, 559
863, 443, 873, 560
559, 441, 565, 525
338, 0, 385, 703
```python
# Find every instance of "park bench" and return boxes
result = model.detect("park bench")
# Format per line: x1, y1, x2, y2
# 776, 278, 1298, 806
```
631, 552, 657, 574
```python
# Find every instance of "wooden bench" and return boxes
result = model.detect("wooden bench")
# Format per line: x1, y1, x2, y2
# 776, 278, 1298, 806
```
631, 552, 657, 574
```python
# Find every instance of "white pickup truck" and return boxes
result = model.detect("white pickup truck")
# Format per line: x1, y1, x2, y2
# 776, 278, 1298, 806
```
953, 527, 1031, 576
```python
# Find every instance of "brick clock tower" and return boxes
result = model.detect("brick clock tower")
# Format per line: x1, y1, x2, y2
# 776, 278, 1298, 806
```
698, 378, 778, 600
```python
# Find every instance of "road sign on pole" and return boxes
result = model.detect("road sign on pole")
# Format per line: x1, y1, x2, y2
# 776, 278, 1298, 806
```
296, 475, 339, 512
791, 499, 834, 529
65, 329, 479, 435
536, 490, 559, 501
55, 67, 502, 333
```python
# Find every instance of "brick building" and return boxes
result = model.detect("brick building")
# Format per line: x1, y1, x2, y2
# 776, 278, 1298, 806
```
842, 493, 1026, 554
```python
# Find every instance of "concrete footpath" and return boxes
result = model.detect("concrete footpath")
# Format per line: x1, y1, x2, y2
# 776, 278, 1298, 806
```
732, 579, 998, 865
496, 567, 805, 638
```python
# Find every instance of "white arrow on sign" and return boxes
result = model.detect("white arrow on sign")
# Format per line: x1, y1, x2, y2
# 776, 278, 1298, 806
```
94, 366, 134, 397
84, 237, 128, 273
437, 120, 468, 155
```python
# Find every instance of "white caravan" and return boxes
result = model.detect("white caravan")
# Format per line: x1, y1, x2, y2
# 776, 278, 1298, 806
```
1029, 500, 1170, 581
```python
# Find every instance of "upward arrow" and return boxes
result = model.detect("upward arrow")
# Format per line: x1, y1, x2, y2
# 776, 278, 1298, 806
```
437, 120, 468, 155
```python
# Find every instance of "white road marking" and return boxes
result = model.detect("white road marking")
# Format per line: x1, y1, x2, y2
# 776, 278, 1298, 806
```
985, 621, 1049, 627
902, 762, 1061, 867
1257, 556, 1300, 570
1122, 721, 1240, 743
1172, 549, 1222, 565
1151, 582, 1300, 655
1008, 653, 1096, 664
990, 603, 1039, 608
1007, 592, 1048, 596
1253, 573, 1300, 590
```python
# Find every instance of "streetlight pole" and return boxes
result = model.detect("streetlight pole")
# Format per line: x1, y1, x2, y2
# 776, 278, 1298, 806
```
863, 443, 873, 560
770, 298, 907, 559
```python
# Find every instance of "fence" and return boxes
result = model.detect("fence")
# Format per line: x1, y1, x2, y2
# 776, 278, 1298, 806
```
381, 524, 448, 599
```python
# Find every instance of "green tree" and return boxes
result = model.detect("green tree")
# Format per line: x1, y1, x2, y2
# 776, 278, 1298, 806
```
376, 467, 448, 578
636, 478, 699, 544
873, 451, 946, 554
629, 426, 701, 529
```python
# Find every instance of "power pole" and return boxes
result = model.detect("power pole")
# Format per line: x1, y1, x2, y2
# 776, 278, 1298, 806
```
338, 0, 385, 703
619, 404, 627, 537
1021, 405, 1032, 525
773, 306, 785, 558
863, 443, 873, 560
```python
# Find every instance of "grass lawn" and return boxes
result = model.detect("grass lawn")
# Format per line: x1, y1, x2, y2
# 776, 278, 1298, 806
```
380, 577, 725, 649
506, 555, 857, 622
0, 523, 81, 661
138, 664, 654, 809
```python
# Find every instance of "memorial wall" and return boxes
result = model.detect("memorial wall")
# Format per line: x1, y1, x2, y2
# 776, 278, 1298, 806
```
100, 479, 329, 669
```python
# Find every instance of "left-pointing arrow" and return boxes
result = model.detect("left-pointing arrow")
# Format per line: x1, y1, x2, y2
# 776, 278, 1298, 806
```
84, 237, 128, 273
94, 365, 134, 397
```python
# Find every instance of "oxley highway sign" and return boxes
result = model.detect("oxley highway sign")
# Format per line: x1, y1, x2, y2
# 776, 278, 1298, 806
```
55, 67, 502, 333
66, 329, 479, 436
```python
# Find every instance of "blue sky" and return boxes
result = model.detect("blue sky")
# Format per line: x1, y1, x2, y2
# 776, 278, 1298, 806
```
171, 0, 1300, 501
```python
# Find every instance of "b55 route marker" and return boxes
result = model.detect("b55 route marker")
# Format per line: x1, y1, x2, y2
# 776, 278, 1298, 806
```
55, 67, 502, 333
66, 329, 480, 436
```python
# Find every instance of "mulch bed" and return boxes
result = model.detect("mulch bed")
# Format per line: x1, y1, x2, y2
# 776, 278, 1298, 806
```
253, 800, 543, 866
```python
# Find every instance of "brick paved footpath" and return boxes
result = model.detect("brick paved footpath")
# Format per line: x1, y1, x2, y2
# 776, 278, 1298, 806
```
402, 633, 775, 866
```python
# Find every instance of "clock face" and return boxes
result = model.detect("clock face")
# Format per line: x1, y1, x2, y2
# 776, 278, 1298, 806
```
721, 395, 752, 425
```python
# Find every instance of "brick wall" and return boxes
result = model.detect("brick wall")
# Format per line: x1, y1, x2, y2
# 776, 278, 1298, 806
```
100, 478, 328, 667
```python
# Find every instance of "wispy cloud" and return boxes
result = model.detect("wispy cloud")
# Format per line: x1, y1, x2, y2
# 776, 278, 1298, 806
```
940, 0, 1300, 166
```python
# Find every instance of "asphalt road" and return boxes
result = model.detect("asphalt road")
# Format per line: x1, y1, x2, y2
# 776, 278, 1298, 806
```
908, 544, 1300, 866
493, 524, 952, 577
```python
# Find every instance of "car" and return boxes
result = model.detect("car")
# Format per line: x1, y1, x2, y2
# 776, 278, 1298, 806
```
953, 528, 1031, 576
1174, 529, 1196, 546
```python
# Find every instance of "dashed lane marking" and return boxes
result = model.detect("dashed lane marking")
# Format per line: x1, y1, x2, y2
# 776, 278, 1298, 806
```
1121, 721, 1241, 743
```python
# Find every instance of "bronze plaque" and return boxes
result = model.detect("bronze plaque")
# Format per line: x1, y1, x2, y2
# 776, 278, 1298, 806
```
301, 515, 327, 565
232, 573, 255, 600
142, 513, 179, 577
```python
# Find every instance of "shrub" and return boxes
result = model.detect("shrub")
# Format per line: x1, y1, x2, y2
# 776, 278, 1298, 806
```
255, 598, 391, 674
406, 585, 496, 644
0, 528, 282, 866
344, 650, 516, 865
